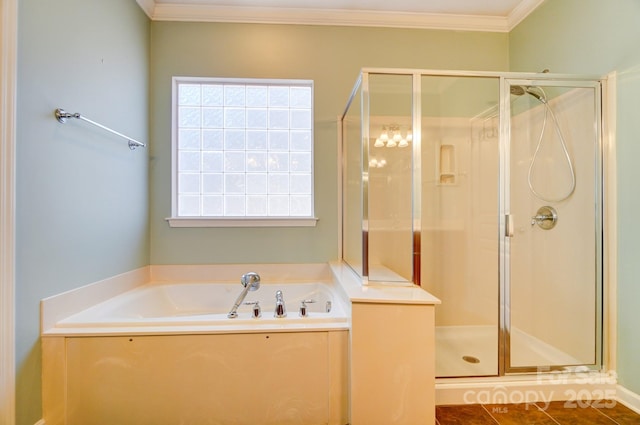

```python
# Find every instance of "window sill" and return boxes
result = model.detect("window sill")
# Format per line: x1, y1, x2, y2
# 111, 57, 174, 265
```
166, 217, 319, 228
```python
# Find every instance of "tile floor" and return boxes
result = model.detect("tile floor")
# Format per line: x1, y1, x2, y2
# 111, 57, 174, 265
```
436, 400, 640, 424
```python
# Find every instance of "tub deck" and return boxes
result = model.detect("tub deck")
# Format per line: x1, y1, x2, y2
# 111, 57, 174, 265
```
43, 281, 348, 336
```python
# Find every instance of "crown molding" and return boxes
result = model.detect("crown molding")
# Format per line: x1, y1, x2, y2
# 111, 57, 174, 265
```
153, 4, 511, 31
138, 1, 550, 32
136, 0, 155, 18
507, 0, 546, 30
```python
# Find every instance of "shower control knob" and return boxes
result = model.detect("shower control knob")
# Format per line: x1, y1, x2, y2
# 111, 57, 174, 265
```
531, 206, 558, 230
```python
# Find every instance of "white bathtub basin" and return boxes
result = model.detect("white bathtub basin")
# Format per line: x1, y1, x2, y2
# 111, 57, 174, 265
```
55, 281, 348, 331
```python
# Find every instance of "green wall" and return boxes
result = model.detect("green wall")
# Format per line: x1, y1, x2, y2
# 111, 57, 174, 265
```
16, 1, 149, 423
149, 22, 509, 264
510, 0, 640, 395
20, 1, 640, 421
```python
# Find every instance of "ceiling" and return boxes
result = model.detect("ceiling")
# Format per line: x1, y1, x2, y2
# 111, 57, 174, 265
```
136, 0, 545, 32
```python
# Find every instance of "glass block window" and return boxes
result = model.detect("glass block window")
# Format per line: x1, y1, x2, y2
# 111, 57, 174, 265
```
172, 77, 314, 221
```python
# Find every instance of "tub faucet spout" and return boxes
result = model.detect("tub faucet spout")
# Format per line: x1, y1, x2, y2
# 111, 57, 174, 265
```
274, 290, 287, 318
227, 272, 261, 319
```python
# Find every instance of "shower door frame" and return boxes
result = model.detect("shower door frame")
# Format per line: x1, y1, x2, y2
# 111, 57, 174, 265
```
340, 68, 608, 377
499, 76, 605, 375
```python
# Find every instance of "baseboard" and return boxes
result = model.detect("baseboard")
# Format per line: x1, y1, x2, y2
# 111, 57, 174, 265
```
34, 420, 45, 425
617, 384, 640, 414
437, 379, 640, 414
436, 374, 616, 406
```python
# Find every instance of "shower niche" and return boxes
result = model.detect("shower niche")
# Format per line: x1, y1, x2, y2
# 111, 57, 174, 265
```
437, 142, 456, 185
340, 69, 605, 378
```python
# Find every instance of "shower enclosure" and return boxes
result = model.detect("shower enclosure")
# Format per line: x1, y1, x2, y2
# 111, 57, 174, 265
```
340, 69, 604, 377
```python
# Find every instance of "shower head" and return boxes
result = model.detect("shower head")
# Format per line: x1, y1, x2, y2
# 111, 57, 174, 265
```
510, 85, 526, 96
510, 85, 547, 103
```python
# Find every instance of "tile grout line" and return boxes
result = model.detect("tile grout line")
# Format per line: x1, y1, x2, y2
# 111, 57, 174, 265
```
480, 404, 501, 424
590, 405, 621, 425
533, 402, 562, 425
540, 408, 562, 425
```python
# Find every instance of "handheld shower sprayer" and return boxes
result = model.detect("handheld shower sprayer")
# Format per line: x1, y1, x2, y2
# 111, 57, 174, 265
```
510, 84, 575, 203
227, 272, 261, 319
510, 85, 547, 103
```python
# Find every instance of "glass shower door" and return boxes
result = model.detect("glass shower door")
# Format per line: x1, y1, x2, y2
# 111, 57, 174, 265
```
420, 75, 501, 377
505, 80, 603, 373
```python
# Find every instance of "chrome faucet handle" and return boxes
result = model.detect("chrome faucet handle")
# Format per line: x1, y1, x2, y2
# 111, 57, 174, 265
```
274, 290, 287, 318
299, 299, 315, 318
244, 301, 261, 319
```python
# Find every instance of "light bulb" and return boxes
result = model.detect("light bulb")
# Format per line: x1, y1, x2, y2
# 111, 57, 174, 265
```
406, 131, 413, 142
374, 138, 384, 147
386, 138, 397, 148
380, 126, 389, 142
398, 139, 408, 148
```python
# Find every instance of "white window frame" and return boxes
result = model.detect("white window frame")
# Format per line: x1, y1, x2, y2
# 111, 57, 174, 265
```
167, 76, 318, 228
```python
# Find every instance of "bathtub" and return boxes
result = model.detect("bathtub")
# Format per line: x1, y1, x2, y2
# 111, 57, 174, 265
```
51, 280, 349, 334
42, 277, 350, 424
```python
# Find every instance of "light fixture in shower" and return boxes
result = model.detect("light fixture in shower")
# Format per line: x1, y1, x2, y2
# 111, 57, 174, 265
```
374, 124, 412, 148
369, 158, 387, 168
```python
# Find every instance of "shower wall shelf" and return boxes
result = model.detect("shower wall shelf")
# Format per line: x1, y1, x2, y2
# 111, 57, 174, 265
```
437, 142, 457, 185
54, 108, 146, 150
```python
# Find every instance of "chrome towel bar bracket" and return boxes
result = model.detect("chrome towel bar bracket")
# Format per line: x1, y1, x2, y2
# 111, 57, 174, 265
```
54, 108, 146, 150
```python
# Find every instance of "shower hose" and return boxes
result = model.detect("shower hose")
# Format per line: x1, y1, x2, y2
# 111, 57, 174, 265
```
525, 86, 576, 203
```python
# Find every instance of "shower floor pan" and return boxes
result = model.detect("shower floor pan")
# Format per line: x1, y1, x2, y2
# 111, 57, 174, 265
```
436, 325, 581, 377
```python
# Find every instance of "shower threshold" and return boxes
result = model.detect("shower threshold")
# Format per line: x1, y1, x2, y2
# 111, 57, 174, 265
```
436, 325, 582, 378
